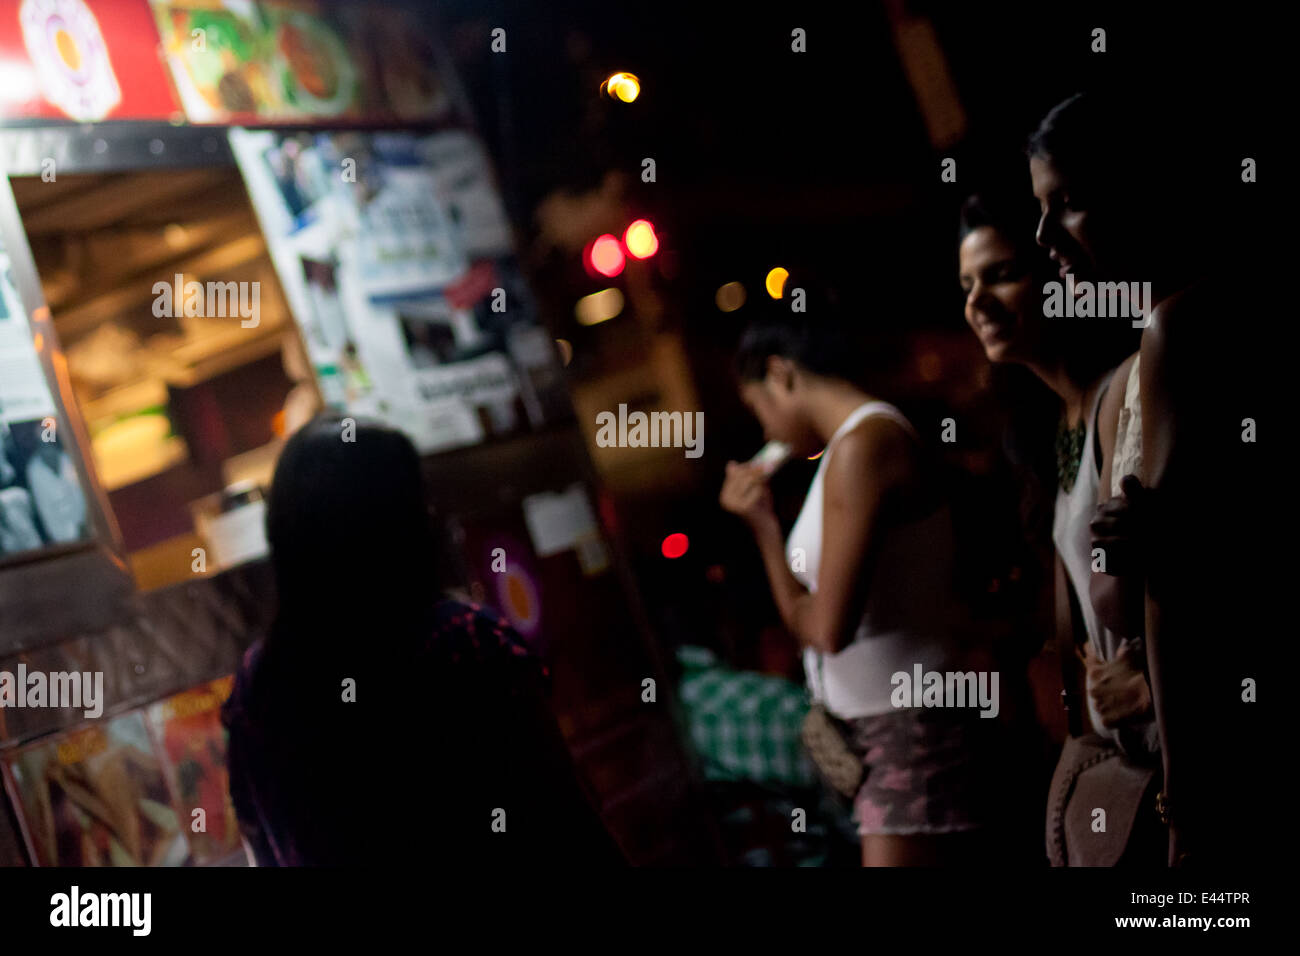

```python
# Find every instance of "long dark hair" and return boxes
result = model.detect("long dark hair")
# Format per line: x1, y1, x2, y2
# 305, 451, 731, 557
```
1025, 90, 1240, 294
253, 413, 440, 713
958, 191, 1065, 550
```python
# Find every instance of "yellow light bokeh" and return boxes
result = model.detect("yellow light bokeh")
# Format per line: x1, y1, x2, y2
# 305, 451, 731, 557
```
715, 281, 746, 312
624, 219, 658, 258
765, 267, 789, 298
555, 338, 574, 366
604, 72, 640, 102
575, 288, 625, 326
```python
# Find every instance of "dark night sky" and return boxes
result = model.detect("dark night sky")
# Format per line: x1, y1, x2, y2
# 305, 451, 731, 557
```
428, 0, 1273, 332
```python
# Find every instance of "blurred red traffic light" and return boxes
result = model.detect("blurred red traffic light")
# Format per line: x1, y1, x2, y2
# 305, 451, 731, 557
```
661, 532, 689, 559
586, 234, 625, 277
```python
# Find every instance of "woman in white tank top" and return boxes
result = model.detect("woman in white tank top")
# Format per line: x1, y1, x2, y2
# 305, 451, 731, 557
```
960, 191, 1160, 865
720, 299, 993, 866
785, 400, 960, 718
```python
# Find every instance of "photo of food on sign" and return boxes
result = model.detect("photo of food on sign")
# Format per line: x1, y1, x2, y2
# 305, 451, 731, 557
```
150, 1, 273, 118
149, 0, 358, 121
338, 1, 452, 121
2, 712, 188, 867
265, 6, 357, 116
146, 678, 242, 865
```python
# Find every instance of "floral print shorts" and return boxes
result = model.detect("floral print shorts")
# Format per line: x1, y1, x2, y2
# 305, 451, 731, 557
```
845, 707, 992, 836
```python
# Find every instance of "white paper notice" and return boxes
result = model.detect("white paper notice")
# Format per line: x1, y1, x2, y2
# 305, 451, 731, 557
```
0, 254, 56, 423
522, 483, 600, 558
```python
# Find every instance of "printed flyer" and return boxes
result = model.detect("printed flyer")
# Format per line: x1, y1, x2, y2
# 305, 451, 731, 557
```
230, 127, 568, 454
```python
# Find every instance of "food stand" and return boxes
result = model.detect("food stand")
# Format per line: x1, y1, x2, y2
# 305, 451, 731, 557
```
0, 0, 714, 866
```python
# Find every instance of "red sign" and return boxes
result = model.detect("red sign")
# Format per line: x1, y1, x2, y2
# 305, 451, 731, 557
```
0, 0, 178, 121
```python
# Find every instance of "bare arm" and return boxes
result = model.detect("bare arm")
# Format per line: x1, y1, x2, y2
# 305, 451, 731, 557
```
740, 418, 910, 655
1138, 298, 1183, 865
805, 419, 911, 653
1090, 353, 1145, 637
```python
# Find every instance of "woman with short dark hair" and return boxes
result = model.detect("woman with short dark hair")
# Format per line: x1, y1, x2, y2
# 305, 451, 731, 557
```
720, 284, 991, 866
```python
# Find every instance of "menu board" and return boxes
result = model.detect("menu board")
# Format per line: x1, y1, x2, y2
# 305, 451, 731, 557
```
0, 248, 94, 561
230, 127, 570, 454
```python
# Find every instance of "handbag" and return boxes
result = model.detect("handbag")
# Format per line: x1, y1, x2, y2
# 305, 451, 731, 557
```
799, 655, 864, 799
1046, 572, 1164, 866
1046, 733, 1161, 866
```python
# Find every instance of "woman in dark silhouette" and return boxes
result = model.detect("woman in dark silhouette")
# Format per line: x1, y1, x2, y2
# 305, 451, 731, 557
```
1027, 91, 1270, 867
222, 413, 623, 866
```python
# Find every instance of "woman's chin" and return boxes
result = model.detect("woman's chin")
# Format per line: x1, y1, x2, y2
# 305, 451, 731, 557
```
983, 340, 1020, 365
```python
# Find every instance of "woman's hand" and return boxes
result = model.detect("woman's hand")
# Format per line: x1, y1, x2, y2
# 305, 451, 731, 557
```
1090, 474, 1151, 577
719, 460, 776, 529
1084, 640, 1152, 727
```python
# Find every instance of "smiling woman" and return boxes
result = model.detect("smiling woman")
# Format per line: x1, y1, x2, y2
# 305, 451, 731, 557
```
957, 190, 1136, 399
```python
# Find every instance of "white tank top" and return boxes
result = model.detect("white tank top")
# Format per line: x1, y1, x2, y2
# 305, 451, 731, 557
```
787, 401, 959, 718
1052, 369, 1158, 756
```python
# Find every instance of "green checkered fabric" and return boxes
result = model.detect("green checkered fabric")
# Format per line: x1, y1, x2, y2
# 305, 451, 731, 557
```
676, 646, 816, 787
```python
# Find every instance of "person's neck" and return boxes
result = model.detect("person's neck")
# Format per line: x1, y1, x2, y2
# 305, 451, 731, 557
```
1024, 356, 1091, 427
803, 379, 876, 445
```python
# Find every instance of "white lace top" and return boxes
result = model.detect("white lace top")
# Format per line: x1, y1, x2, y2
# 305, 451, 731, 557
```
1110, 356, 1143, 495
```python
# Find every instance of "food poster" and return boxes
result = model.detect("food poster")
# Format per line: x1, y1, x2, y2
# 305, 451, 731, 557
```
145, 677, 241, 864
150, 0, 276, 122
333, 1, 454, 123
231, 127, 569, 454
149, 0, 360, 123
149, 0, 458, 124
1, 710, 189, 866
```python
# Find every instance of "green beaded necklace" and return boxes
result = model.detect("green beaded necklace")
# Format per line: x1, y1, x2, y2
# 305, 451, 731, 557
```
1056, 416, 1087, 493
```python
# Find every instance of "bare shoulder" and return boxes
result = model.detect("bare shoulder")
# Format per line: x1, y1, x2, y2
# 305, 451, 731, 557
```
1142, 279, 1221, 358
825, 413, 916, 497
